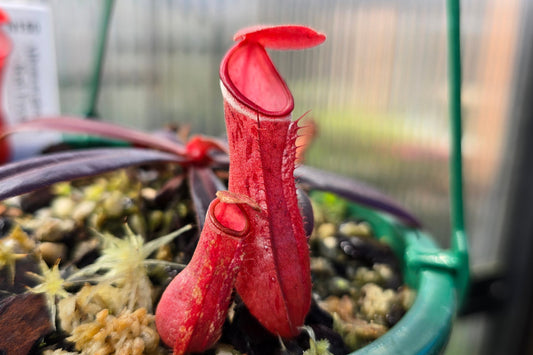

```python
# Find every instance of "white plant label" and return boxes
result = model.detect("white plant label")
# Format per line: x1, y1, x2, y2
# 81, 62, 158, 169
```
1, 2, 60, 161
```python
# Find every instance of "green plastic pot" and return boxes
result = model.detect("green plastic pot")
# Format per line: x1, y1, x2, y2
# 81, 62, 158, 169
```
337, 200, 465, 355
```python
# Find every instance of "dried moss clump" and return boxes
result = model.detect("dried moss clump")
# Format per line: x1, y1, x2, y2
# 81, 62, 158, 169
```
56, 283, 165, 355
68, 307, 161, 355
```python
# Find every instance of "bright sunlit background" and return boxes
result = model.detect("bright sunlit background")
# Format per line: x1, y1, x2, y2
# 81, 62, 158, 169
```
6, 0, 532, 354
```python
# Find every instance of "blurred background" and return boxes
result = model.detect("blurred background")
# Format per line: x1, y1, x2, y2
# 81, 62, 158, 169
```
2, 0, 533, 354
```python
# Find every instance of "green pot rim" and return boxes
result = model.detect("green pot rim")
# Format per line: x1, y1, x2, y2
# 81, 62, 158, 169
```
324, 197, 465, 355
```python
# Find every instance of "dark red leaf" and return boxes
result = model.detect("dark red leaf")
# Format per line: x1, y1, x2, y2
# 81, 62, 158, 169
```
188, 167, 226, 230
0, 148, 187, 201
295, 165, 422, 227
1, 117, 187, 156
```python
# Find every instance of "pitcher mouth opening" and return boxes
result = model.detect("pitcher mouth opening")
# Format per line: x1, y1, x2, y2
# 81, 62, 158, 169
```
220, 41, 294, 117
209, 198, 250, 238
